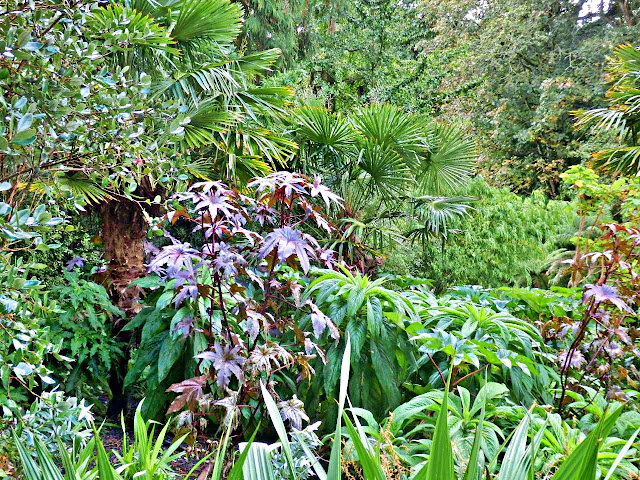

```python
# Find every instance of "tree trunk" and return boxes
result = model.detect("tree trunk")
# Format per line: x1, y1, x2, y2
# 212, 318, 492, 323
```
616, 0, 637, 25
101, 198, 147, 314
100, 198, 147, 417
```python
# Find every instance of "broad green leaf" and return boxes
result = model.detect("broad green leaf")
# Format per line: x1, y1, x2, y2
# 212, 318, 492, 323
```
157, 335, 185, 381
17, 113, 33, 132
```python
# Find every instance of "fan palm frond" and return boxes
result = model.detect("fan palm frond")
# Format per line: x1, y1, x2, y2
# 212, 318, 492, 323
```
217, 127, 297, 168
235, 87, 293, 118
573, 107, 633, 139
354, 143, 414, 203
86, 4, 179, 54
294, 107, 357, 148
233, 49, 282, 78
183, 158, 216, 180
417, 123, 476, 194
351, 104, 425, 160
170, 0, 242, 46
217, 154, 273, 184
151, 63, 240, 103
591, 145, 640, 174
27, 174, 114, 204
406, 195, 475, 242
181, 101, 240, 149
574, 43, 640, 175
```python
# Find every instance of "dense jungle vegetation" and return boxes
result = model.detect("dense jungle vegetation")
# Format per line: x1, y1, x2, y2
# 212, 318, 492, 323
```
1, 0, 640, 478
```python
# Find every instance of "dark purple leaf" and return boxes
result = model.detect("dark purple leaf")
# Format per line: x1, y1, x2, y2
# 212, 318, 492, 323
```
196, 342, 246, 389
193, 191, 237, 220
248, 172, 308, 198
173, 316, 195, 337
174, 285, 198, 308
277, 395, 309, 430
203, 242, 247, 278
166, 375, 208, 413
253, 204, 277, 226
558, 350, 586, 369
311, 175, 343, 209
583, 284, 633, 312
309, 302, 340, 340
149, 241, 199, 272
248, 343, 292, 373
65, 256, 86, 272
258, 227, 319, 273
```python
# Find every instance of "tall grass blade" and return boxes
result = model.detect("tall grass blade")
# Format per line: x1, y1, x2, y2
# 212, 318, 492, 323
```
603, 427, 640, 480
34, 438, 65, 480
327, 335, 351, 480
242, 442, 277, 480
260, 380, 298, 480
551, 405, 623, 480
496, 410, 531, 480
228, 426, 260, 480
95, 426, 122, 480
342, 412, 386, 480
462, 392, 486, 480
12, 429, 43, 480
414, 369, 454, 480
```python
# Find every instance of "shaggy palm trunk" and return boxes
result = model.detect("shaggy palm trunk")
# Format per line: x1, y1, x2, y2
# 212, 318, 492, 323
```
101, 199, 146, 311
100, 198, 147, 417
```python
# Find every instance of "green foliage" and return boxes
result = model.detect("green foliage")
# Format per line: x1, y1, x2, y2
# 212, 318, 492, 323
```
408, 291, 552, 405
289, 104, 476, 263
0, 203, 65, 411
304, 265, 416, 416
11, 391, 93, 455
383, 177, 578, 290
320, 346, 636, 480
45, 272, 124, 406
414, 0, 638, 195
575, 43, 640, 176
13, 402, 199, 480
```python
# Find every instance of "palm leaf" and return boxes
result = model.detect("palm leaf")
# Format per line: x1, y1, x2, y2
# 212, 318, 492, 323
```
352, 104, 425, 159
170, 0, 242, 46
354, 143, 414, 202
86, 4, 179, 54
418, 123, 476, 194
406, 195, 475, 241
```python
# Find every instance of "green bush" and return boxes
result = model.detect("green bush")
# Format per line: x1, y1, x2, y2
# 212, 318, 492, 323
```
383, 177, 577, 291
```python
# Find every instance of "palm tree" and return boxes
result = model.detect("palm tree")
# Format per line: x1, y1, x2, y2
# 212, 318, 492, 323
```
83, 0, 297, 416
289, 104, 476, 266
80, 0, 297, 311
574, 43, 640, 176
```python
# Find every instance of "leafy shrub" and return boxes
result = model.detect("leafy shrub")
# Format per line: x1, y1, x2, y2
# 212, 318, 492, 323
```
45, 271, 124, 407
10, 391, 93, 455
22, 213, 104, 287
0, 200, 68, 474
0, 201, 66, 412
123, 173, 342, 430
407, 288, 553, 405
382, 177, 577, 290
303, 265, 417, 417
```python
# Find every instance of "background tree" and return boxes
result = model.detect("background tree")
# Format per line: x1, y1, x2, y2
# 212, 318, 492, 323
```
414, 0, 640, 195
575, 43, 640, 176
